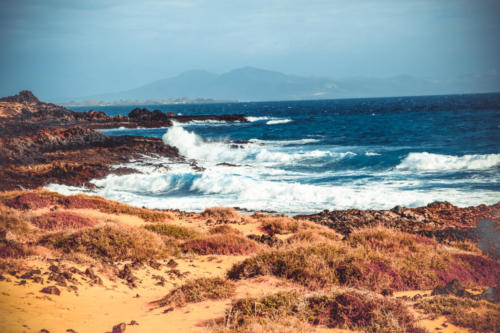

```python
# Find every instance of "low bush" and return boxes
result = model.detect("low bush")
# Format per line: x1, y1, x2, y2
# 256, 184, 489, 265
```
259, 216, 300, 234
144, 223, 201, 240
221, 290, 426, 333
0, 208, 31, 239
285, 230, 342, 247
40, 224, 173, 261
31, 212, 96, 230
3, 191, 166, 222
228, 227, 500, 291
152, 277, 236, 307
0, 240, 35, 259
227, 244, 348, 290
60, 194, 166, 222
347, 226, 438, 251
448, 240, 482, 254
437, 253, 500, 287
415, 296, 499, 333
256, 215, 327, 236
202, 207, 241, 222
209, 316, 317, 333
209, 225, 243, 235
3, 192, 61, 210
182, 234, 260, 255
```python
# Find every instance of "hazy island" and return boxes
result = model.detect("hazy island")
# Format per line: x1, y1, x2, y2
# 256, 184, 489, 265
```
60, 96, 237, 107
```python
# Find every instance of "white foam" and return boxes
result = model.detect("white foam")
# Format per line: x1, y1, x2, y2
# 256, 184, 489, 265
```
249, 138, 320, 145
162, 124, 347, 166
266, 118, 292, 125
396, 152, 500, 171
185, 120, 237, 126
247, 116, 271, 122
247, 116, 291, 125
45, 169, 500, 215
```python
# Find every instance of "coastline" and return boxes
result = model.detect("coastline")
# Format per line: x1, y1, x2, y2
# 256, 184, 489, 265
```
0, 91, 499, 332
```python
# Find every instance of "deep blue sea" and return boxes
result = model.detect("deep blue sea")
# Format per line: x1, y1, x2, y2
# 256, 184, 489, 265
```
49, 93, 500, 214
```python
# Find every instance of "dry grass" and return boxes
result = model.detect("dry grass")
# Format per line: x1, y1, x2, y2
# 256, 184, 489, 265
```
215, 290, 426, 333
40, 224, 176, 261
257, 215, 320, 235
31, 211, 96, 230
284, 229, 342, 248
448, 240, 483, 254
182, 234, 261, 255
0, 207, 40, 258
228, 226, 500, 291
415, 296, 500, 333
208, 316, 317, 333
202, 207, 242, 222
144, 223, 201, 240
0, 207, 32, 241
1, 190, 166, 222
209, 225, 243, 235
151, 277, 236, 308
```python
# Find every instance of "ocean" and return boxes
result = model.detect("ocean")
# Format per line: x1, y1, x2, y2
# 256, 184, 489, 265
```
48, 93, 500, 215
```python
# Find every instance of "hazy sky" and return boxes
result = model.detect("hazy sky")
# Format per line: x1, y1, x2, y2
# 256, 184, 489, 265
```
1, 0, 499, 100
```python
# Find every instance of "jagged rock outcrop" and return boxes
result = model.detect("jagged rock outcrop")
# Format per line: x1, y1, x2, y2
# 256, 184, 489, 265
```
0, 91, 246, 128
0, 90, 39, 104
0, 91, 248, 190
0, 125, 182, 190
296, 201, 500, 243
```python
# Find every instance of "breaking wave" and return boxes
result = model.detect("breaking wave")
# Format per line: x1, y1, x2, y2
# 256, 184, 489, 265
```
396, 152, 500, 171
46, 168, 499, 214
162, 124, 352, 165
266, 118, 292, 125
247, 116, 292, 125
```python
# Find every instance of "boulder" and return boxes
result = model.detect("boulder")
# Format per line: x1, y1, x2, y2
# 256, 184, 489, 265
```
432, 279, 467, 297
112, 323, 126, 333
40, 286, 61, 295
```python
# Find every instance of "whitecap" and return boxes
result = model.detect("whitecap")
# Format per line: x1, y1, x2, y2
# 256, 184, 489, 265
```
396, 152, 500, 171
266, 119, 292, 125
161, 124, 348, 166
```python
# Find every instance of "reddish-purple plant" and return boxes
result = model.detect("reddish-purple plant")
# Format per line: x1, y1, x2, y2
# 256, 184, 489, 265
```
32, 212, 96, 230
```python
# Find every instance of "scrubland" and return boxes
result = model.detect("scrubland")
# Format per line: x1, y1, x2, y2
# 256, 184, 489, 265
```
0, 190, 498, 333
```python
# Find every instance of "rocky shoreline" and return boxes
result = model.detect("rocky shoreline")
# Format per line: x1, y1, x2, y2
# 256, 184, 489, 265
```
0, 90, 499, 333
0, 91, 246, 191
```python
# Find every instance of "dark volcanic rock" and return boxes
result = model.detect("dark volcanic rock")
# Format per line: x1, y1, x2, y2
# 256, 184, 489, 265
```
432, 279, 468, 297
0, 90, 39, 104
40, 286, 61, 295
129, 108, 154, 120
112, 322, 127, 333
0, 91, 250, 190
247, 234, 284, 247
0, 125, 181, 190
416, 227, 480, 244
296, 201, 500, 244
481, 281, 500, 303
118, 264, 137, 284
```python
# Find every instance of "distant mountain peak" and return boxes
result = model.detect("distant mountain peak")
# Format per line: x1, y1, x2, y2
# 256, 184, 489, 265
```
66, 66, 500, 103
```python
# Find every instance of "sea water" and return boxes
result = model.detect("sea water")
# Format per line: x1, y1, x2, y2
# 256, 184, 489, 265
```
48, 93, 500, 215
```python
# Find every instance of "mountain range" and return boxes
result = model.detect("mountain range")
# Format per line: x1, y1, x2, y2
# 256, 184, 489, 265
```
66, 66, 500, 103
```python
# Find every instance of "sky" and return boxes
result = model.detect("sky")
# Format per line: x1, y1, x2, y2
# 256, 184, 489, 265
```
1, 0, 499, 100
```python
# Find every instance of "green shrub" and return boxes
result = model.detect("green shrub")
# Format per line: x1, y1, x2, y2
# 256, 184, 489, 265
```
40, 225, 174, 261
222, 290, 426, 333
152, 277, 236, 307
415, 296, 499, 333
183, 234, 260, 255
144, 223, 201, 240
